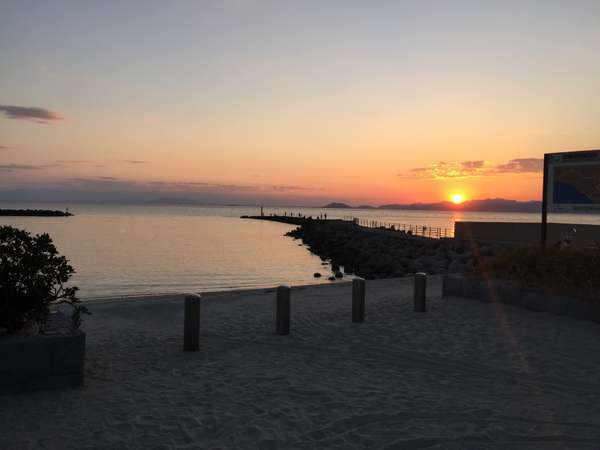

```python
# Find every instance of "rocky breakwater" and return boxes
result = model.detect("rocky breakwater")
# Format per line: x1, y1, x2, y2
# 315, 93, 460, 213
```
285, 220, 501, 279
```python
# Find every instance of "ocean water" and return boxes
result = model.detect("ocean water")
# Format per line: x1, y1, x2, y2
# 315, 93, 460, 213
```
2, 203, 600, 299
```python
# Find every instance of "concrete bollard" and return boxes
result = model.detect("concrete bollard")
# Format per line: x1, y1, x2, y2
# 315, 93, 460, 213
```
275, 285, 290, 335
184, 294, 201, 351
352, 278, 366, 322
414, 273, 427, 312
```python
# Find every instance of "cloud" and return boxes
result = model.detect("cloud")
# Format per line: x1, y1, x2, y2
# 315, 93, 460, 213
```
0, 145, 12, 150
0, 163, 48, 172
3, 160, 93, 170
271, 185, 315, 192
64, 178, 253, 193
461, 160, 485, 169
121, 160, 147, 164
495, 158, 544, 173
406, 161, 491, 179
0, 176, 326, 205
59, 177, 320, 195
53, 160, 93, 169
402, 158, 543, 179
0, 105, 63, 123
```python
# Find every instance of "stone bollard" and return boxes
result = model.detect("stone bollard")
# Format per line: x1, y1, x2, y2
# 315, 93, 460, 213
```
184, 294, 201, 351
275, 285, 290, 335
352, 278, 366, 322
414, 273, 427, 312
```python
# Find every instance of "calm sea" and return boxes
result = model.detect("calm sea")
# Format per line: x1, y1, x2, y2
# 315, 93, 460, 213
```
2, 203, 599, 299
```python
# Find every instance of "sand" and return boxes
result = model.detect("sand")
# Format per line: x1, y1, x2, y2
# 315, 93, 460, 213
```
2, 276, 600, 449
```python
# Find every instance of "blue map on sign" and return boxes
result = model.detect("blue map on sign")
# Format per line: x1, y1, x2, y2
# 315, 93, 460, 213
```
553, 182, 593, 204
552, 165, 600, 205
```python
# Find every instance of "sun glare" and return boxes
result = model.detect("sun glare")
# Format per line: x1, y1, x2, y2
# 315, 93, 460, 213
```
451, 193, 465, 204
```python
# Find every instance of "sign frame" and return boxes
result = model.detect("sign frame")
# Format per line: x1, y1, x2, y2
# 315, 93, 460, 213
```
541, 149, 600, 247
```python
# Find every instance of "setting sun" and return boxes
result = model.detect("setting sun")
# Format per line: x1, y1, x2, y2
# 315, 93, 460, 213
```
451, 193, 465, 204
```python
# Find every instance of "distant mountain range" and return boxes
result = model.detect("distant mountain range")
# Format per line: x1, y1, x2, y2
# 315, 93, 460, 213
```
143, 197, 542, 213
323, 198, 542, 212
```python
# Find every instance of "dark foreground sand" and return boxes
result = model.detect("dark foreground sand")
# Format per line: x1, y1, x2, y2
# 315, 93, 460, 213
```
2, 277, 600, 449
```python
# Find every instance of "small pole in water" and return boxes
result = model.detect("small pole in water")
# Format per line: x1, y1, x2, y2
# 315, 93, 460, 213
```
184, 294, 201, 351
275, 285, 290, 335
352, 278, 366, 322
414, 273, 426, 312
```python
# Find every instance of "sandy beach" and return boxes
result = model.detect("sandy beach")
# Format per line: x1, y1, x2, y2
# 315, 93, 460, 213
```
3, 276, 600, 449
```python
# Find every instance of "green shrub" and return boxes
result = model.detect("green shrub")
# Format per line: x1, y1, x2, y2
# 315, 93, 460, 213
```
483, 245, 600, 301
0, 226, 89, 334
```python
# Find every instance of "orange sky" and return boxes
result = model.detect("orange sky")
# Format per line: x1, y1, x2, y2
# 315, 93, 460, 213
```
1, 1, 599, 205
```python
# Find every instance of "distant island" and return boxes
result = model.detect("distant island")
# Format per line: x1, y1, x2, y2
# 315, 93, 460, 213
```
323, 198, 542, 213
322, 202, 353, 209
0, 209, 73, 217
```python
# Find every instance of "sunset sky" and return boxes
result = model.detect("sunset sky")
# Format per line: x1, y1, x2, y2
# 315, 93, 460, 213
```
1, 1, 599, 205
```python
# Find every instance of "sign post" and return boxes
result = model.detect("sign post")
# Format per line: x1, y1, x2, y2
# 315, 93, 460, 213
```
541, 154, 549, 248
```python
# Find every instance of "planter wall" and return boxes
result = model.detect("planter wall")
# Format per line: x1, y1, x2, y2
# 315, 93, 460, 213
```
442, 274, 600, 324
454, 221, 600, 248
0, 311, 85, 394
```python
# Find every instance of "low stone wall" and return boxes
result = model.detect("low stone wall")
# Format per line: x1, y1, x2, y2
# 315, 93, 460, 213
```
442, 274, 600, 323
454, 221, 600, 248
0, 311, 85, 394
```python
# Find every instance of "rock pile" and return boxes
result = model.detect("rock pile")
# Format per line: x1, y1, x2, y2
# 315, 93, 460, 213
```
286, 221, 502, 279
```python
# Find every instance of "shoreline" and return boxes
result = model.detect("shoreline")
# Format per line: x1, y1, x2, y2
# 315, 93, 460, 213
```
79, 214, 490, 301
80, 279, 353, 304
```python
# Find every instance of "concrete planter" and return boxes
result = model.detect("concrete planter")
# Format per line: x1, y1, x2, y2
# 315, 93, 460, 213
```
442, 274, 600, 324
0, 311, 85, 394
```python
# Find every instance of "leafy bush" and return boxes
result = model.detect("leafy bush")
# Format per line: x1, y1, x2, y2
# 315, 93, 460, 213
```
483, 245, 600, 301
0, 226, 89, 334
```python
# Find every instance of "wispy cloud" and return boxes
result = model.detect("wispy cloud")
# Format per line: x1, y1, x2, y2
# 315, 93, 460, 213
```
121, 160, 147, 164
402, 158, 543, 179
461, 160, 485, 169
0, 163, 48, 172
0, 105, 63, 123
144, 180, 253, 191
407, 161, 490, 179
0, 175, 325, 204
495, 158, 543, 173
0, 145, 12, 150
59, 177, 319, 194
271, 185, 322, 192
